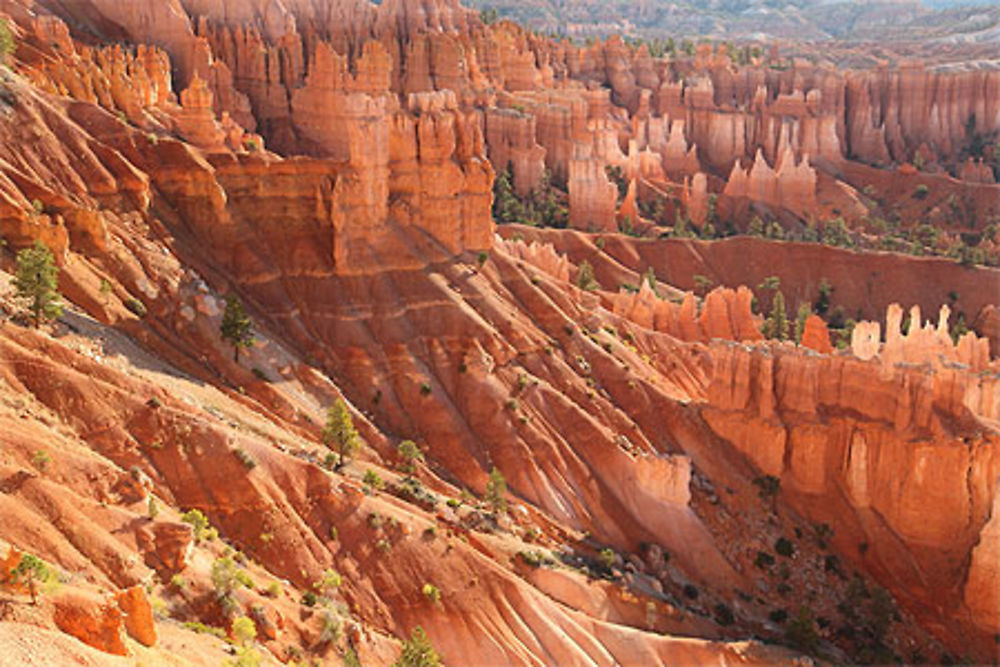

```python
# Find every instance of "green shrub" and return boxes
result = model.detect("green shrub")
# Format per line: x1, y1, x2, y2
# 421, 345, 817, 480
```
231, 616, 257, 646
485, 467, 507, 515
824, 554, 841, 574
518, 550, 552, 568
755, 551, 775, 569
577, 260, 599, 291
363, 468, 385, 490
0, 19, 15, 66
320, 611, 341, 643
421, 583, 441, 603
397, 440, 424, 475
125, 298, 147, 318
775, 537, 795, 558
211, 557, 249, 596
181, 621, 226, 638
234, 448, 256, 470
714, 603, 735, 626
181, 509, 211, 542
31, 450, 50, 471
394, 626, 441, 667
314, 569, 342, 593
785, 606, 820, 654
913, 184, 930, 200
752, 475, 781, 500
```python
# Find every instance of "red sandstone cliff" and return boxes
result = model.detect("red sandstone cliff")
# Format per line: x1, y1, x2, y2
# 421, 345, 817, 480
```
0, 2, 996, 664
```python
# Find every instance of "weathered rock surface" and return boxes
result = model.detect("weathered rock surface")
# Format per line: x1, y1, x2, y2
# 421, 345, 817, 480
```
0, 2, 996, 664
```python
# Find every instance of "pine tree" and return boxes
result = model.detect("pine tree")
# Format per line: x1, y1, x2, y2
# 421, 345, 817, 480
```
12, 553, 49, 605
220, 294, 254, 363
577, 260, 599, 291
485, 467, 507, 516
794, 303, 812, 343
322, 399, 359, 470
492, 168, 523, 224
0, 18, 14, 66
393, 626, 441, 667
397, 439, 423, 477
765, 291, 790, 341
644, 267, 658, 294
14, 241, 62, 328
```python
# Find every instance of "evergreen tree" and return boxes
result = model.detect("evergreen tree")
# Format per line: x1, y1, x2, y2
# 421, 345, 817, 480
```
577, 260, 599, 291
322, 399, 359, 470
492, 168, 523, 223
705, 194, 718, 225
794, 303, 812, 343
765, 221, 785, 240
784, 606, 820, 655
672, 210, 693, 238
814, 279, 833, 315
14, 240, 62, 328
765, 291, 790, 340
693, 274, 714, 297
485, 466, 507, 516
397, 439, 423, 477
393, 626, 441, 667
12, 553, 49, 605
220, 294, 254, 363
0, 18, 14, 66
643, 267, 658, 294
757, 275, 781, 293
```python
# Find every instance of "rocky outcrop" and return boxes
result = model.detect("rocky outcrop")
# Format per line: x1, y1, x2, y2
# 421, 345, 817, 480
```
845, 63, 1000, 167
485, 107, 546, 196
723, 147, 817, 219
702, 337, 1000, 644
115, 586, 157, 647
849, 303, 994, 374
568, 154, 618, 231
498, 237, 571, 281
964, 485, 1000, 634
800, 315, 832, 354
612, 285, 763, 344
973, 304, 1000, 358
53, 591, 127, 656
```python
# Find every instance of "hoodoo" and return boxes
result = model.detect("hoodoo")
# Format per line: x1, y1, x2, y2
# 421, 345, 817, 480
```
0, 0, 997, 664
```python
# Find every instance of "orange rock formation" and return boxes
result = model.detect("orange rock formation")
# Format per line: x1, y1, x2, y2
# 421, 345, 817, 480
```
0, 1, 996, 664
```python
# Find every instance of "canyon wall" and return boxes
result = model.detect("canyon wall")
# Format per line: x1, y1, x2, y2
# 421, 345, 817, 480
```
0, 1, 997, 663
25, 0, 999, 234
